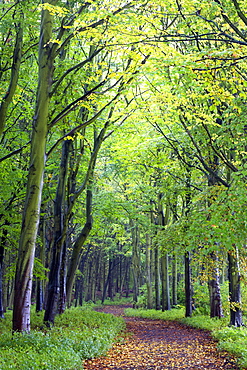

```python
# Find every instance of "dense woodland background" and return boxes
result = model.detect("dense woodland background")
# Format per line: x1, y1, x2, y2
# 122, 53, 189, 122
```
1, 0, 247, 332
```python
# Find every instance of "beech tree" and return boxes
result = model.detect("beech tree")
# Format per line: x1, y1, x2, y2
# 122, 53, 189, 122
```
11, 0, 153, 330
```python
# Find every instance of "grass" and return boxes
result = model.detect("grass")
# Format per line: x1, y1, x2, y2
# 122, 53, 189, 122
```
0, 305, 125, 370
125, 306, 185, 321
125, 307, 247, 369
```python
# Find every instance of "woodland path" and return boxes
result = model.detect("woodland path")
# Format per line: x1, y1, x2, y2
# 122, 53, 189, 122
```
83, 305, 240, 370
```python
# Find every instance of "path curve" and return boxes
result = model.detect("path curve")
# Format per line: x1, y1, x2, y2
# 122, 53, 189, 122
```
83, 305, 240, 370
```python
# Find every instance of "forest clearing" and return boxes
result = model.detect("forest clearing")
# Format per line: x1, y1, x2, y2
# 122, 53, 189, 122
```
1, 0, 247, 368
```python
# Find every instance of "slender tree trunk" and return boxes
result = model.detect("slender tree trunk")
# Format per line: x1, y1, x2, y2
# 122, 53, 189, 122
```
145, 233, 153, 309
159, 199, 170, 311
0, 226, 9, 318
161, 253, 170, 311
207, 155, 223, 318
66, 186, 93, 306
172, 252, 178, 306
44, 140, 70, 326
228, 248, 242, 327
131, 222, 140, 306
58, 241, 67, 313
184, 168, 193, 318
102, 259, 113, 303
170, 196, 178, 307
208, 252, 223, 318
74, 251, 89, 306
108, 258, 114, 300
13, 4, 55, 332
185, 251, 192, 317
154, 244, 160, 310
36, 213, 46, 312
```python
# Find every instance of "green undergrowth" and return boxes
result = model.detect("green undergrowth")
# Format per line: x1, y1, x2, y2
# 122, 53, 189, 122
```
125, 307, 247, 369
96, 294, 133, 306
0, 306, 125, 370
125, 306, 185, 321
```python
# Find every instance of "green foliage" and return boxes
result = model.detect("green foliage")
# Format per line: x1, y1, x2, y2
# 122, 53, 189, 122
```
181, 315, 229, 332
182, 315, 247, 369
98, 295, 132, 306
33, 258, 49, 280
192, 280, 247, 318
125, 307, 185, 321
0, 306, 125, 370
215, 327, 247, 369
192, 282, 211, 315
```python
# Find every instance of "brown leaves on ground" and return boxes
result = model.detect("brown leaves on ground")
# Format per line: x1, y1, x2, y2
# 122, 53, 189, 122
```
83, 305, 240, 370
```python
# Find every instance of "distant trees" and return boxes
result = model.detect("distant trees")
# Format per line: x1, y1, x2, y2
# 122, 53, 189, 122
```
0, 0, 247, 332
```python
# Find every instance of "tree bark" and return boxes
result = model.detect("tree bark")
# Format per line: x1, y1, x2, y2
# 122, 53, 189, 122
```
161, 253, 170, 311
102, 259, 113, 303
36, 214, 46, 312
184, 168, 193, 318
154, 244, 160, 310
145, 233, 153, 309
44, 139, 70, 326
185, 251, 192, 317
12, 4, 54, 332
66, 186, 93, 306
228, 248, 242, 327
130, 222, 140, 306
58, 241, 67, 314
159, 199, 170, 312
208, 252, 223, 318
172, 252, 178, 306
207, 155, 223, 318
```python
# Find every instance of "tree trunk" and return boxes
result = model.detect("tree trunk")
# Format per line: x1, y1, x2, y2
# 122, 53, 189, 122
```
161, 253, 170, 311
208, 252, 223, 318
66, 186, 93, 306
172, 252, 178, 306
44, 139, 70, 326
228, 248, 242, 327
131, 223, 140, 306
0, 226, 9, 317
184, 168, 193, 318
36, 213, 46, 312
159, 199, 170, 311
185, 251, 192, 317
102, 259, 113, 304
58, 241, 67, 314
145, 233, 153, 309
207, 155, 223, 318
108, 258, 114, 300
154, 244, 160, 310
12, 4, 54, 332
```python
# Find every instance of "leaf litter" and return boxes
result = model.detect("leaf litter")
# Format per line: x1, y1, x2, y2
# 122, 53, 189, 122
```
83, 305, 240, 370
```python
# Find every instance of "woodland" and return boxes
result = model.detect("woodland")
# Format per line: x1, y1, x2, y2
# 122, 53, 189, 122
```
1, 0, 247, 364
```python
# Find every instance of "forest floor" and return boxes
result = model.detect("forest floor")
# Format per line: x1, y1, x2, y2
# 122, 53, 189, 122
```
83, 305, 240, 370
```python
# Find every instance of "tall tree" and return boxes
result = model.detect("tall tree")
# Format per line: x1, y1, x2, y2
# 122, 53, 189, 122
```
13, 2, 55, 332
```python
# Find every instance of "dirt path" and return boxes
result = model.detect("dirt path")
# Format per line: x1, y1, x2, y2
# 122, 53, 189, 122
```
83, 305, 240, 370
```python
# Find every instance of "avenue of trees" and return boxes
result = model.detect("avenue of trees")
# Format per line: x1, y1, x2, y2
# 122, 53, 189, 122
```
1, 0, 247, 331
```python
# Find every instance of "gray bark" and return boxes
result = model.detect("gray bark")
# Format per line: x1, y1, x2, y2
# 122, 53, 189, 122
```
13, 4, 54, 332
228, 249, 242, 326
